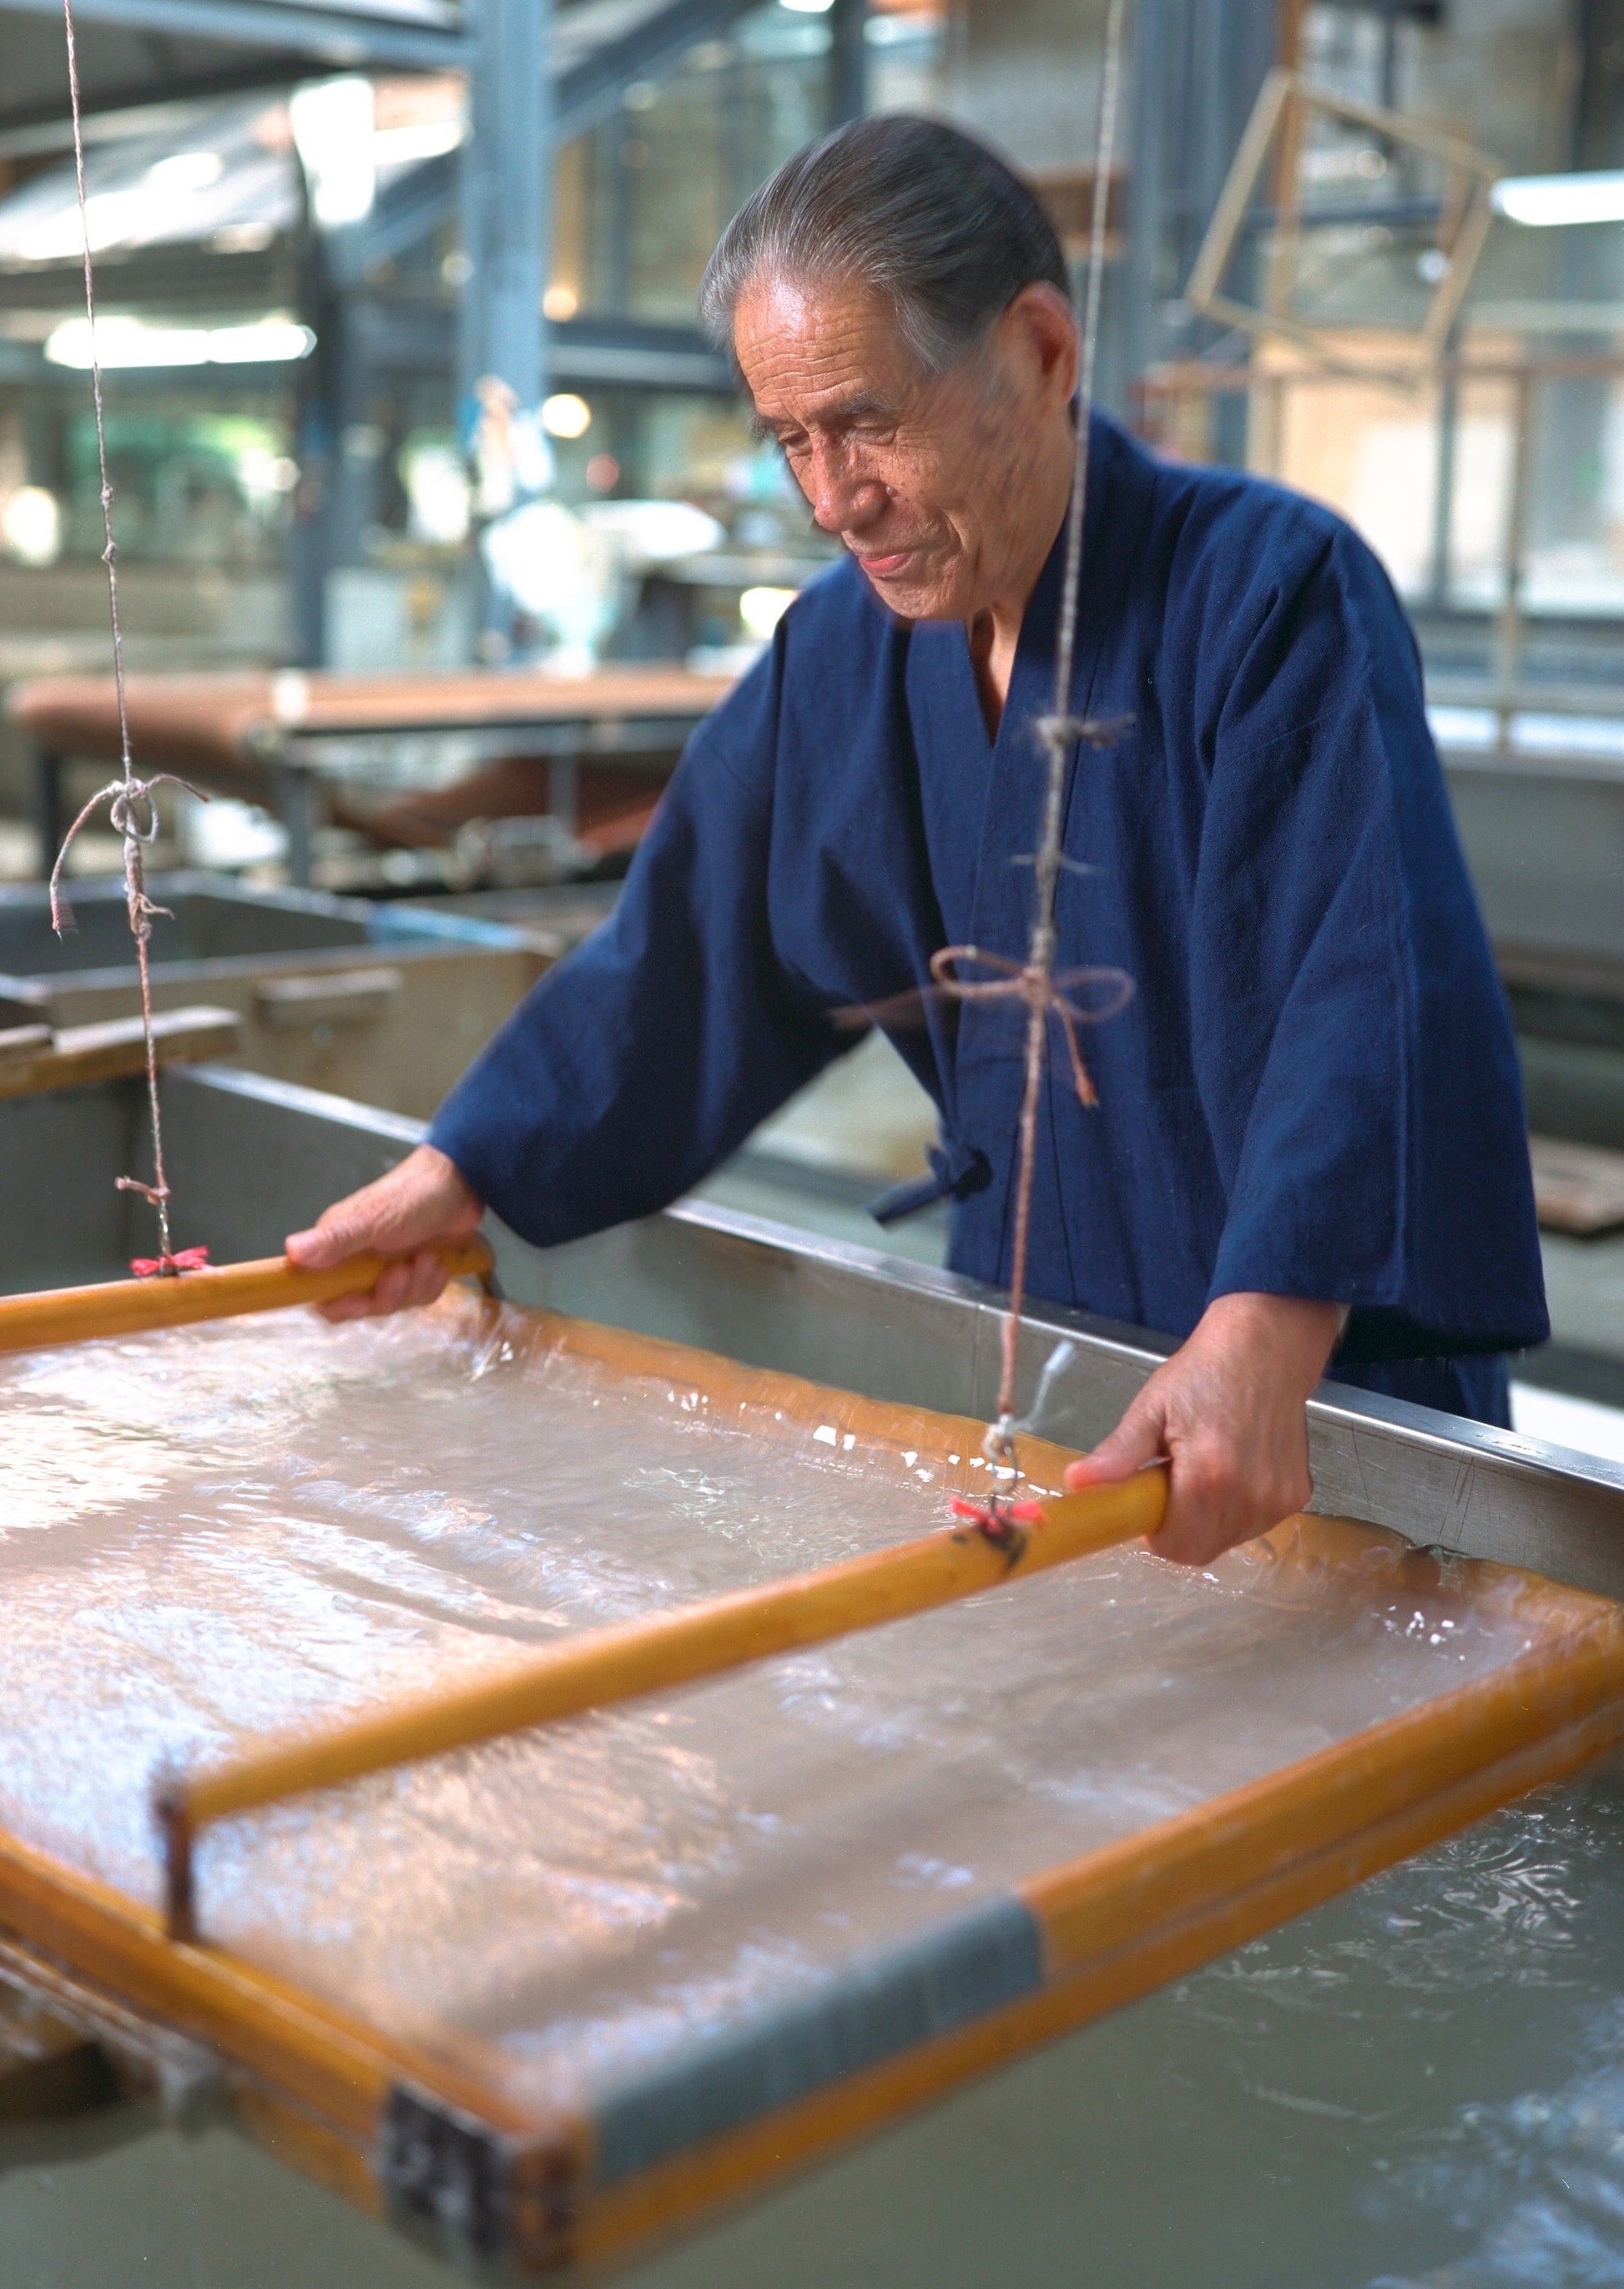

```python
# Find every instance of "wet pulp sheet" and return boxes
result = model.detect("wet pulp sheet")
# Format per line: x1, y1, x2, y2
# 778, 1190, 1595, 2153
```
0, 1298, 1565, 2133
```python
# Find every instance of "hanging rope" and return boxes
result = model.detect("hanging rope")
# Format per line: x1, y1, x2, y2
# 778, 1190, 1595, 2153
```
968, 0, 1132, 1490
52, 0, 205, 1275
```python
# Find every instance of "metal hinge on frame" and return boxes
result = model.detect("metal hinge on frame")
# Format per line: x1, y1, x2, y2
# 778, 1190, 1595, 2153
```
379, 2081, 576, 2271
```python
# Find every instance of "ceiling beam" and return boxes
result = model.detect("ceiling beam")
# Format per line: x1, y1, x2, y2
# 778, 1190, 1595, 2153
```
552, 0, 763, 144
0, 0, 469, 73
0, 64, 314, 148
333, 0, 766, 274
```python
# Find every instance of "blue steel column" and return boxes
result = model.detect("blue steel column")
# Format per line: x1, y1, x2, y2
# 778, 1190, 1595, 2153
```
288, 158, 365, 667
1122, 0, 1275, 451
1122, 0, 1166, 400
829, 0, 867, 128
459, 0, 552, 653
1202, 0, 1273, 464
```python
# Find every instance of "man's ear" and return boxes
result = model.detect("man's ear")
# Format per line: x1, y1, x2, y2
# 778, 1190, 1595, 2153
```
1000, 282, 1080, 406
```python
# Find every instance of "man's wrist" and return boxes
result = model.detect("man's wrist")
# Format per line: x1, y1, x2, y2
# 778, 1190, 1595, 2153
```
1198, 1291, 1346, 1396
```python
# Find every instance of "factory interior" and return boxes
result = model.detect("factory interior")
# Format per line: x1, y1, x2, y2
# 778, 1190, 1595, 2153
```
7, 0, 1624, 2283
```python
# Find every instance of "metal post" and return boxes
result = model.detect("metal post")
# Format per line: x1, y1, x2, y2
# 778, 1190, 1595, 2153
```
1379, 0, 1401, 113
829, 0, 866, 128
459, 0, 551, 417
548, 751, 579, 842
1495, 370, 1536, 721
459, 0, 553, 653
1205, 0, 1275, 463
1428, 330, 1460, 613
1126, 0, 1273, 442
603, 104, 632, 312
271, 758, 319, 891
34, 752, 63, 880
1123, 0, 1167, 395
287, 168, 336, 668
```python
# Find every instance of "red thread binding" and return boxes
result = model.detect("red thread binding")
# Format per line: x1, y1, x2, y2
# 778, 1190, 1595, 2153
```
130, 1244, 211, 1279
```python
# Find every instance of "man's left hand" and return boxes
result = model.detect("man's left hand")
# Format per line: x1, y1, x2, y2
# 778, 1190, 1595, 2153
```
1062, 1292, 1346, 1566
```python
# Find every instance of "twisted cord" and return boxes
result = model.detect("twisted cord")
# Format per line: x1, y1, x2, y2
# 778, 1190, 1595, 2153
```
57, 0, 199, 1273
982, 0, 1131, 1482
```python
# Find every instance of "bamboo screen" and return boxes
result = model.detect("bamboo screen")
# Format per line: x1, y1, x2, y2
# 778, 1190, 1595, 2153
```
0, 1290, 1620, 2271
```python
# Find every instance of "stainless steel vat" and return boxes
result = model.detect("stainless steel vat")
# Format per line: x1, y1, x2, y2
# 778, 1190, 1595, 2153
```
0, 875, 544, 1120
3, 1061, 1622, 2289
10, 1058, 1621, 1602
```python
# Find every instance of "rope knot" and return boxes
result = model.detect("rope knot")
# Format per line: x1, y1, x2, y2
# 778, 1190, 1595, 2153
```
49, 770, 201, 937
107, 782, 161, 844
48, 767, 204, 1264
1034, 712, 1085, 757
58, 0, 213, 1278
925, 943, 1133, 1112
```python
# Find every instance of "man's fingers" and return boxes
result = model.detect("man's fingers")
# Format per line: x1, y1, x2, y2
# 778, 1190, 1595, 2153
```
1062, 1399, 1166, 1490
286, 1146, 485, 1321
286, 1213, 370, 1271
1149, 1451, 1248, 1566
312, 1291, 376, 1324
1149, 1438, 1312, 1568
287, 1184, 428, 1270
405, 1248, 450, 1308
310, 1248, 449, 1325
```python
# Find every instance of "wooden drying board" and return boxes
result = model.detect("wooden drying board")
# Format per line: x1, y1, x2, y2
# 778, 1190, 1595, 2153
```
0, 1006, 238, 1099
4, 667, 736, 804
0, 1293, 1619, 2276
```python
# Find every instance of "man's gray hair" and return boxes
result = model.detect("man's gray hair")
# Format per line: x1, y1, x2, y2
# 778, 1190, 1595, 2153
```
699, 115, 1070, 376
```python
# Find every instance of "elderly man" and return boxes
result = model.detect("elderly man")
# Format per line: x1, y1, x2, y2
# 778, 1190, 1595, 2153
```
289, 116, 1546, 1565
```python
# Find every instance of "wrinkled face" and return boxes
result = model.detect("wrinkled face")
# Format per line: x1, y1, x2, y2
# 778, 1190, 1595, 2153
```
734, 273, 1073, 623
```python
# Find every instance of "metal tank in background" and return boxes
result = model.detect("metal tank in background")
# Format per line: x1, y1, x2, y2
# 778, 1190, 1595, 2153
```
0, 874, 547, 1121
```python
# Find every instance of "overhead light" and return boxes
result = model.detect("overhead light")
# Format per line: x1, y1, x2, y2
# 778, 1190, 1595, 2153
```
43, 315, 316, 369
8, 164, 230, 264
1490, 170, 1624, 227
779, 0, 835, 11
290, 77, 376, 229
542, 283, 578, 320
542, 391, 592, 439
211, 222, 276, 255
371, 119, 463, 168
208, 319, 319, 365
144, 150, 224, 195
1, 487, 61, 567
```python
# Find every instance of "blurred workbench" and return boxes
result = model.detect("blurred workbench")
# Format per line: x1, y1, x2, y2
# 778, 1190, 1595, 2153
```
6, 665, 734, 888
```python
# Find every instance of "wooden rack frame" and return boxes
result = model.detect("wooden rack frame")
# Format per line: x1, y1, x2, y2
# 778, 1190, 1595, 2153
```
1186, 68, 1501, 375
0, 1291, 1620, 2272
155, 1460, 1170, 1939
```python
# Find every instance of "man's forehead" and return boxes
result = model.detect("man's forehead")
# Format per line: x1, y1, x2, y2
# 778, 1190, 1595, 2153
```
735, 275, 920, 417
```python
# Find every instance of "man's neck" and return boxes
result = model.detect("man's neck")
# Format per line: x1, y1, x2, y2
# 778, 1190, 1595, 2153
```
965, 419, 1079, 736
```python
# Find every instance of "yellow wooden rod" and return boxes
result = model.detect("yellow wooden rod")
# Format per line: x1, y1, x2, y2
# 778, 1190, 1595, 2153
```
158, 1465, 1168, 1937
0, 1237, 495, 1357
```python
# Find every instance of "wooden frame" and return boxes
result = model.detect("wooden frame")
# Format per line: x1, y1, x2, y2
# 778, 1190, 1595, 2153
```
0, 1238, 492, 1356
0, 1006, 239, 1100
0, 1291, 1620, 2271
1186, 68, 1501, 376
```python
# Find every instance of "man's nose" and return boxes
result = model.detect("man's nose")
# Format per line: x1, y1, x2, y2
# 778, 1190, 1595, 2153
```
805, 444, 884, 535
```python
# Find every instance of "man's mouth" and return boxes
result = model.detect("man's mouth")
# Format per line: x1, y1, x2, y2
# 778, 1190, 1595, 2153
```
850, 542, 919, 580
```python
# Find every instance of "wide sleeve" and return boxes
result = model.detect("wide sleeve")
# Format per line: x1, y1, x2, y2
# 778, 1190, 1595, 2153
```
1189, 523, 1547, 1361
426, 647, 841, 1248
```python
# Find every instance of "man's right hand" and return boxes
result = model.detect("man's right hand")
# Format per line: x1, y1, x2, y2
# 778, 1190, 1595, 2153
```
285, 1143, 485, 1323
